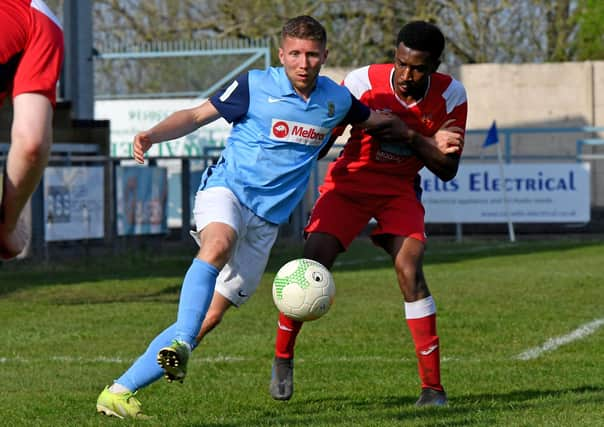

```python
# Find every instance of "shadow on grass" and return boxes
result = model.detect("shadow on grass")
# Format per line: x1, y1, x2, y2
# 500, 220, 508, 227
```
183, 385, 604, 426
0, 238, 602, 298
0, 249, 192, 298
332, 238, 604, 273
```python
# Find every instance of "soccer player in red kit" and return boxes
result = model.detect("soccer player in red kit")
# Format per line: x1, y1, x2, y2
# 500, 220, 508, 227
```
270, 21, 467, 407
0, 0, 64, 260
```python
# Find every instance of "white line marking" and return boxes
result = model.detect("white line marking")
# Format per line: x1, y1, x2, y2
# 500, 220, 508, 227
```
1, 314, 601, 367
515, 318, 604, 360
0, 354, 456, 365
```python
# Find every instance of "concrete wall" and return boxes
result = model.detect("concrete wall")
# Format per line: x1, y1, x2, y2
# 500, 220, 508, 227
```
457, 62, 596, 129
322, 61, 604, 207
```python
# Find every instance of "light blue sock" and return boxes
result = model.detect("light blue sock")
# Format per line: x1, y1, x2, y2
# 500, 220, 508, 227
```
115, 323, 177, 391
174, 259, 219, 346
115, 259, 219, 391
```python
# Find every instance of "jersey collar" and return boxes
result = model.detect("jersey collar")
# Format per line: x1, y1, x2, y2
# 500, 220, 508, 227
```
278, 67, 298, 96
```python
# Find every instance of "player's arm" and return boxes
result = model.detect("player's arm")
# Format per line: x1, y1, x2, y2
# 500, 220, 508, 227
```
340, 94, 412, 140
364, 100, 466, 181
320, 112, 407, 161
318, 125, 346, 160
414, 83, 468, 181
407, 120, 465, 182
134, 72, 250, 164
364, 113, 464, 181
321, 95, 392, 161
320, 91, 402, 160
339, 93, 461, 166
133, 101, 221, 164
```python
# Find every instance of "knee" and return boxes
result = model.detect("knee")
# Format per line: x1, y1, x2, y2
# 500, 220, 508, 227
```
198, 235, 234, 267
395, 259, 425, 299
12, 130, 51, 164
395, 258, 415, 286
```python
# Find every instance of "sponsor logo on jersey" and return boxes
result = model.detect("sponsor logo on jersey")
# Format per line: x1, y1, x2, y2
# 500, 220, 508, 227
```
270, 119, 328, 145
376, 141, 414, 162
272, 121, 289, 138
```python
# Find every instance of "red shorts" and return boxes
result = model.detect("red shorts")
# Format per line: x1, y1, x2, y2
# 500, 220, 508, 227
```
0, 1, 64, 106
305, 187, 426, 249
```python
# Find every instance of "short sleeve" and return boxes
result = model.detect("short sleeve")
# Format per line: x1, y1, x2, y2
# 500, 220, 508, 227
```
342, 93, 370, 125
209, 73, 250, 123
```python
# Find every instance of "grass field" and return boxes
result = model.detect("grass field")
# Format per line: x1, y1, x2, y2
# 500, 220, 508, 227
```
1, 237, 603, 426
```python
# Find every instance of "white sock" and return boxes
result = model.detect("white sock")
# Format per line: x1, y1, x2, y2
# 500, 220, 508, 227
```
404, 296, 436, 319
108, 383, 131, 394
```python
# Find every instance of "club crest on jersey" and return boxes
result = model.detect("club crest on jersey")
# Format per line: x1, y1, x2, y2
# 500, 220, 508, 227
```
270, 119, 328, 145
327, 102, 335, 117
421, 113, 434, 128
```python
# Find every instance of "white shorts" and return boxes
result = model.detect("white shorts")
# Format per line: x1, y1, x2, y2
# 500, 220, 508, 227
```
191, 186, 279, 307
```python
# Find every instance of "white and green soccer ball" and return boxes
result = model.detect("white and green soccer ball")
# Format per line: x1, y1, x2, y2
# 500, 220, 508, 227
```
272, 258, 335, 321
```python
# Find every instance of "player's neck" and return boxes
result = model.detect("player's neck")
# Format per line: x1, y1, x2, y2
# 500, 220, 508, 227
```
294, 84, 316, 101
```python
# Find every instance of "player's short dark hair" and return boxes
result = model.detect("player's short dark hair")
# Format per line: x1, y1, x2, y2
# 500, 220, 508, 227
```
281, 15, 326, 47
396, 21, 445, 60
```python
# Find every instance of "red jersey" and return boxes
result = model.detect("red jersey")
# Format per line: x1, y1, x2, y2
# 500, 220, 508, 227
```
323, 63, 467, 196
0, 0, 64, 106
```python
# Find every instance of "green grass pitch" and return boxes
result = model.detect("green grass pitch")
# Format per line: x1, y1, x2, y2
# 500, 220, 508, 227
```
0, 237, 602, 426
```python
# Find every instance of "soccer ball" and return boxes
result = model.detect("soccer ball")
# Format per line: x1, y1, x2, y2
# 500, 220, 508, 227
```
272, 258, 335, 321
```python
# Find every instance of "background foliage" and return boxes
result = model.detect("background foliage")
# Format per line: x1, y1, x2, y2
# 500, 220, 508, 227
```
45, 1, 604, 96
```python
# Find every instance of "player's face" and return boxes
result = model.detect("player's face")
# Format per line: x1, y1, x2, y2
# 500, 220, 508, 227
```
279, 36, 328, 100
392, 42, 438, 100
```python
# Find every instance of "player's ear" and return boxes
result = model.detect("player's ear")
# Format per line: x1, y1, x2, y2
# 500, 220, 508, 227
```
322, 48, 329, 64
278, 47, 285, 65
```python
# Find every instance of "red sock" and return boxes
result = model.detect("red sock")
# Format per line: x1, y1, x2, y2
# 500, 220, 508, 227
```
274, 312, 303, 359
406, 313, 443, 391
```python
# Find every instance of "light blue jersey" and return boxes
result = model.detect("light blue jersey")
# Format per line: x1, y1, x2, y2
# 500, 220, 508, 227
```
200, 67, 369, 224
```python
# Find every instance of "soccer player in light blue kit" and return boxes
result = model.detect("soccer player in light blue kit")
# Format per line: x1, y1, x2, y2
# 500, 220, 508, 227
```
96, 15, 410, 419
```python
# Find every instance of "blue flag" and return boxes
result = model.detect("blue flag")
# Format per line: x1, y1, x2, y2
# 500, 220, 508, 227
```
483, 121, 499, 147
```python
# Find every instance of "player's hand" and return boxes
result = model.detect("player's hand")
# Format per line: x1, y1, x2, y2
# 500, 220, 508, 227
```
365, 111, 412, 142
133, 131, 153, 164
434, 119, 464, 154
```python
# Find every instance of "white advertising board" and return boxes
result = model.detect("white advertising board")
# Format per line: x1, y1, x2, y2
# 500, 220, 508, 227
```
95, 98, 232, 158
420, 163, 590, 223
